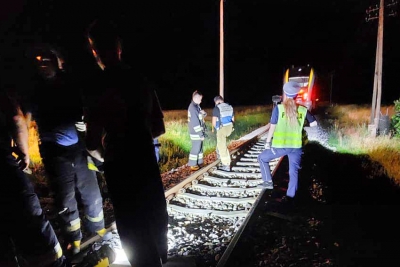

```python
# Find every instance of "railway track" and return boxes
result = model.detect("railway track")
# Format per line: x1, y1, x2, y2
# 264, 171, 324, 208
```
163, 127, 282, 267
73, 125, 286, 267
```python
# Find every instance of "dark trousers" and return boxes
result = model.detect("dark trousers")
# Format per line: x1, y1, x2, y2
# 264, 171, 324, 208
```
0, 154, 60, 266
40, 142, 105, 243
258, 147, 303, 197
188, 139, 204, 166
104, 152, 168, 267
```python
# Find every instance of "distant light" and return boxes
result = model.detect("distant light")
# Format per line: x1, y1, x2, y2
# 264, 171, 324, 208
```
298, 68, 302, 71
36, 56, 41, 61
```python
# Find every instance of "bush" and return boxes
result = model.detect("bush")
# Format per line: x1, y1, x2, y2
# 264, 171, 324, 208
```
391, 99, 400, 137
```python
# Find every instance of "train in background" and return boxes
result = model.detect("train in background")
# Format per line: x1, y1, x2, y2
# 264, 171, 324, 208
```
283, 65, 318, 111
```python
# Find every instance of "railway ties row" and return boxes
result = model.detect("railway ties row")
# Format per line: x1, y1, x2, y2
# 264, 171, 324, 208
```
71, 134, 281, 266
166, 137, 281, 266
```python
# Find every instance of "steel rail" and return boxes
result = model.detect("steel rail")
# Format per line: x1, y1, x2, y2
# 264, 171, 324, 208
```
73, 124, 274, 266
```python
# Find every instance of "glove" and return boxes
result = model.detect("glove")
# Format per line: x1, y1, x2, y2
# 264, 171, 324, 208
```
75, 121, 86, 132
264, 141, 271, 149
200, 110, 207, 118
87, 148, 104, 162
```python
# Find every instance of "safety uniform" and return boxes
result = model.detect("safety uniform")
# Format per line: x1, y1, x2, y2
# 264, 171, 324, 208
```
187, 100, 206, 167
0, 91, 64, 266
212, 102, 234, 166
258, 104, 313, 197
26, 68, 106, 252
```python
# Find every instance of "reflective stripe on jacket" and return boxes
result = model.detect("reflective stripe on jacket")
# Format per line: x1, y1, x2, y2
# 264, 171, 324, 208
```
188, 101, 204, 140
272, 104, 307, 148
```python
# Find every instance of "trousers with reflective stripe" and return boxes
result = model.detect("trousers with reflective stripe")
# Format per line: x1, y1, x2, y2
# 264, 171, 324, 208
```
40, 142, 105, 243
188, 139, 204, 167
1, 155, 61, 264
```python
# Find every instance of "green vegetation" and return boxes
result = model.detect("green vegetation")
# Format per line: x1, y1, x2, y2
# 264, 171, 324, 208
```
323, 103, 400, 182
391, 98, 400, 137
28, 103, 400, 184
158, 105, 271, 173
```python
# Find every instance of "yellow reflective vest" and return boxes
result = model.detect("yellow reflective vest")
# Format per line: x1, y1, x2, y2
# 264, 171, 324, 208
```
272, 104, 307, 148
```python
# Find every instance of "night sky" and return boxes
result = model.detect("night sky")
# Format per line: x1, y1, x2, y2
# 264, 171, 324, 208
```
1, 0, 399, 110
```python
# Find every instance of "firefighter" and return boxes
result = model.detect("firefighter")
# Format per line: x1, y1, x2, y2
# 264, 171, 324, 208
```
24, 43, 110, 256
187, 90, 207, 171
212, 95, 234, 172
0, 89, 70, 267
257, 81, 318, 202
84, 19, 168, 267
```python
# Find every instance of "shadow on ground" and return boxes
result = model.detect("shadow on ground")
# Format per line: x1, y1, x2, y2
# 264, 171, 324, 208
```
298, 141, 400, 266
221, 141, 400, 267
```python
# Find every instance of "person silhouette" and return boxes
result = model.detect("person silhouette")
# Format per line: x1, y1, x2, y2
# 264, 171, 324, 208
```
84, 19, 168, 267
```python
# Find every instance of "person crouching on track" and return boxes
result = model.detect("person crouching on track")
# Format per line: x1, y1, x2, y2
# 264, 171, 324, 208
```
257, 81, 318, 202
212, 95, 234, 172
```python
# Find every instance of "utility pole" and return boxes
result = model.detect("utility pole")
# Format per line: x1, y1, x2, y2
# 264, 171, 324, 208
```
365, 0, 398, 136
219, 0, 225, 98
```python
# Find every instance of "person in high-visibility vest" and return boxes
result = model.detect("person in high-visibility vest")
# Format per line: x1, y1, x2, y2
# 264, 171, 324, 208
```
258, 81, 318, 202
212, 95, 234, 172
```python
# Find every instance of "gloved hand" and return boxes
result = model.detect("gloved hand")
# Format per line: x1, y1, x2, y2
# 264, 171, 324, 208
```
264, 141, 271, 149
75, 120, 86, 132
87, 148, 104, 162
200, 110, 207, 118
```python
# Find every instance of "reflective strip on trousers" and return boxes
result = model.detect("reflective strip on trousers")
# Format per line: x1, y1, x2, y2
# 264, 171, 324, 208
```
66, 218, 81, 232
86, 210, 104, 223
193, 125, 203, 133
190, 134, 202, 140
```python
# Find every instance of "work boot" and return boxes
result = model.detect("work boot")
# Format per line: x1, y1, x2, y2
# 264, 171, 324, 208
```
81, 243, 117, 266
98, 230, 122, 251
219, 165, 230, 172
65, 241, 81, 257
260, 181, 273, 189
50, 255, 72, 267
190, 165, 199, 171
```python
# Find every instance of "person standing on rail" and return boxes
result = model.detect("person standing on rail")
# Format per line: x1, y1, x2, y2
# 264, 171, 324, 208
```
84, 18, 168, 267
0, 88, 71, 267
23, 43, 111, 256
257, 81, 318, 202
187, 90, 207, 171
212, 95, 234, 172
